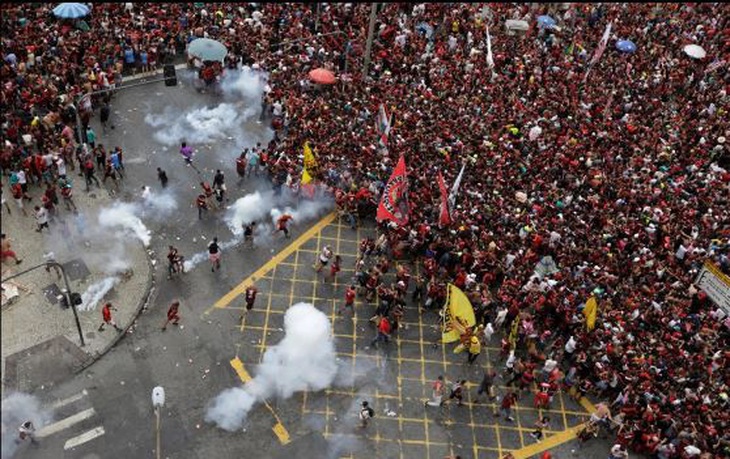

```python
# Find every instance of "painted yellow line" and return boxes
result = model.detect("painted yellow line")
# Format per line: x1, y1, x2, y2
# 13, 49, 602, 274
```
229, 357, 291, 445
205, 212, 337, 315
510, 423, 586, 459
510, 397, 596, 458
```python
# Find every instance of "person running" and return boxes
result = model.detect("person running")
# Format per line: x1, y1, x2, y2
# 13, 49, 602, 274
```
98, 302, 122, 332
34, 206, 49, 232
167, 245, 183, 278
275, 213, 293, 238
425, 375, 446, 407
58, 177, 78, 212
497, 390, 517, 421
447, 379, 467, 407
236, 150, 247, 185
161, 300, 181, 331
208, 237, 221, 272
339, 284, 357, 316
313, 245, 333, 272
326, 255, 342, 283
370, 315, 391, 349
243, 222, 256, 248
100, 101, 111, 133
241, 284, 258, 322
530, 416, 550, 442
359, 401, 374, 428
1, 233, 23, 264
195, 193, 208, 220
477, 369, 498, 401
157, 167, 168, 188
180, 142, 193, 165
17, 420, 38, 445
83, 156, 101, 191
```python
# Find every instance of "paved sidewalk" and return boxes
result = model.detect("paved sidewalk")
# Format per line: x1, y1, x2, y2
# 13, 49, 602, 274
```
1, 180, 154, 393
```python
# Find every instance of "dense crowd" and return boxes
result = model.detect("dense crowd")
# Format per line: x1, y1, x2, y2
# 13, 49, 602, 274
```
1, 3, 729, 458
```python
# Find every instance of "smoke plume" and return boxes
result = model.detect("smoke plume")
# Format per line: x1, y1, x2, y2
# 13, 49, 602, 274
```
205, 303, 337, 431
1, 392, 53, 459
78, 276, 121, 312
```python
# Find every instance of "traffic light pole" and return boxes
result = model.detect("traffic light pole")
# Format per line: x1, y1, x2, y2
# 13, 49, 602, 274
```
3, 261, 85, 347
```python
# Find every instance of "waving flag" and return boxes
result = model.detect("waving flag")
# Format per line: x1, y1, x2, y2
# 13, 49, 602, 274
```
442, 284, 476, 344
486, 25, 494, 69
583, 296, 598, 331
377, 104, 392, 149
376, 155, 409, 226
447, 160, 467, 210
301, 141, 317, 185
584, 21, 613, 83
437, 171, 451, 226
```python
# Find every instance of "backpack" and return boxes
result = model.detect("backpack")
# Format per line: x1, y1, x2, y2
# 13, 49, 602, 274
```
366, 407, 374, 418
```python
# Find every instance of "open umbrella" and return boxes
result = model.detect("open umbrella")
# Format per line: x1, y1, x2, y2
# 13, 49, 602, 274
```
537, 15, 557, 29
616, 40, 637, 54
309, 68, 336, 85
53, 3, 90, 19
416, 22, 434, 39
683, 44, 706, 59
187, 38, 227, 63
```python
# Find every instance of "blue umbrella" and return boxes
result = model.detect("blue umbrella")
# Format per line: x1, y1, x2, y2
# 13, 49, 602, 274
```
616, 40, 637, 54
52, 3, 90, 19
537, 15, 557, 29
416, 22, 434, 39
187, 38, 228, 63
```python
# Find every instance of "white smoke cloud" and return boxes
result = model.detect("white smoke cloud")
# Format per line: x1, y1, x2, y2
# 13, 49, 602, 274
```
98, 202, 152, 247
141, 187, 178, 217
1, 392, 53, 459
78, 276, 121, 312
205, 303, 337, 431
144, 68, 272, 160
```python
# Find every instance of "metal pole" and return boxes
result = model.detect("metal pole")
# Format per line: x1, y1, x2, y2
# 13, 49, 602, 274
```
362, 3, 378, 79
155, 406, 161, 459
56, 262, 86, 347
315, 3, 320, 33
2, 261, 85, 346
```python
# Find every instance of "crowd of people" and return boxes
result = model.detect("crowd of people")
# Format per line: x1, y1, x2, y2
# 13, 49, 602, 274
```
1, 3, 728, 458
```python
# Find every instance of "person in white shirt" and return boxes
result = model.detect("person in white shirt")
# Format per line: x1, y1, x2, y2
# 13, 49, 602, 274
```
34, 206, 49, 232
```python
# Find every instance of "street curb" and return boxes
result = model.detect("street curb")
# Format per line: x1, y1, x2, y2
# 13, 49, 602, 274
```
73, 243, 156, 374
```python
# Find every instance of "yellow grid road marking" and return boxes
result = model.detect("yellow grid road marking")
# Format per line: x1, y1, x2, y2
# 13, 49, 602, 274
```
229, 357, 291, 445
204, 212, 336, 314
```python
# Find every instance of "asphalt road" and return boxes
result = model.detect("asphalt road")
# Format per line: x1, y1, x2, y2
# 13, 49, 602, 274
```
9, 70, 620, 459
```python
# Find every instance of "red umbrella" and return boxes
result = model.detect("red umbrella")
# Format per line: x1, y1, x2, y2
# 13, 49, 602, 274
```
309, 68, 336, 85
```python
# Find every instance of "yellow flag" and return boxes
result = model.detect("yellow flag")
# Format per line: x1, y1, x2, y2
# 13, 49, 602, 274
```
301, 141, 317, 185
508, 315, 519, 349
442, 284, 476, 343
583, 296, 598, 331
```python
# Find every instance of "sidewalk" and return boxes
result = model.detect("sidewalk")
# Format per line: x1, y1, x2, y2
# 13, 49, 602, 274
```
1, 181, 154, 393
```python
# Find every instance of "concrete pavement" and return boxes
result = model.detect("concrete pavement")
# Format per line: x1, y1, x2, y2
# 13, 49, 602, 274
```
1, 177, 154, 394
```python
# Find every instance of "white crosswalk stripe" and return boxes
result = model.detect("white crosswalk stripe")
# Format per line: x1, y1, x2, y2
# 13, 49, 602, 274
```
64, 426, 106, 450
28, 389, 107, 453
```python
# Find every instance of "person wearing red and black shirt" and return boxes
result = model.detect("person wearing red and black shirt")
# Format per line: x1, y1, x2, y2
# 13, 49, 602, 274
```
370, 316, 391, 349
241, 284, 258, 322
99, 302, 122, 332
161, 301, 181, 331
340, 285, 357, 316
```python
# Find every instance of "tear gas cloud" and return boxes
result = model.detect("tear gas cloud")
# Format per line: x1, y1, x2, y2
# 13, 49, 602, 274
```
205, 303, 337, 431
1, 392, 53, 459
144, 68, 272, 159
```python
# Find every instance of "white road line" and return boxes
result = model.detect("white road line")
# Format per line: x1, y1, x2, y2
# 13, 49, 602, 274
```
36, 408, 96, 438
64, 426, 106, 450
50, 390, 88, 410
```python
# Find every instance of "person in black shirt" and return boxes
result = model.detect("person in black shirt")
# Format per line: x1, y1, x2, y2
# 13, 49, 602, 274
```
157, 168, 168, 188
208, 237, 221, 272
243, 222, 256, 249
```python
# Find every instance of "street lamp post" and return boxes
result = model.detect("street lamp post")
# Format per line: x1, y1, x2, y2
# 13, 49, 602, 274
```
362, 3, 379, 79
151, 386, 165, 459
2, 261, 85, 347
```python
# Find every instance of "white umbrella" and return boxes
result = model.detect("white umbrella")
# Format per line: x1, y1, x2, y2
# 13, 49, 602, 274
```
683, 44, 706, 59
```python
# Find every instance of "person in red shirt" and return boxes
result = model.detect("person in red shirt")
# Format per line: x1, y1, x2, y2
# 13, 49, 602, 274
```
161, 300, 181, 331
498, 391, 517, 421
98, 302, 122, 332
370, 316, 391, 349
275, 214, 293, 238
339, 284, 357, 316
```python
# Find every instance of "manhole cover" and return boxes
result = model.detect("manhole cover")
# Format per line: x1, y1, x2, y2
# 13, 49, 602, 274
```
62, 259, 91, 282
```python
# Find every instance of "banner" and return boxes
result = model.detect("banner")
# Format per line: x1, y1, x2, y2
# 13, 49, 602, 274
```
583, 296, 598, 331
486, 25, 494, 69
376, 155, 409, 225
437, 171, 451, 226
377, 104, 391, 149
442, 284, 476, 343
301, 141, 317, 185
447, 160, 467, 210
583, 21, 613, 83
